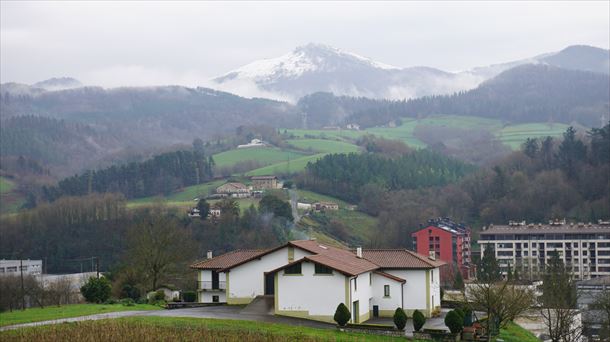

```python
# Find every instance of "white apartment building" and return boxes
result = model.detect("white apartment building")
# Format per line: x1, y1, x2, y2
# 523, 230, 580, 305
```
478, 220, 610, 280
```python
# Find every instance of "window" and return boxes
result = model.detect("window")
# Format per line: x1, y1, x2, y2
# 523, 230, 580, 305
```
384, 285, 390, 297
7, 267, 17, 272
288, 247, 295, 262
284, 263, 302, 275
314, 264, 332, 274
212, 295, 219, 303
431, 270, 434, 282
370, 273, 372, 285
354, 277, 357, 291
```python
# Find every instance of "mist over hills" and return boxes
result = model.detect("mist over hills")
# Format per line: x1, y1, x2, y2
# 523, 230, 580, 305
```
0, 44, 608, 176
213, 43, 610, 101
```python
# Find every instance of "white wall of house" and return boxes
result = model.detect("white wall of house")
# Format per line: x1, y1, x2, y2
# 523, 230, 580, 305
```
370, 273, 403, 316
198, 270, 227, 303
276, 261, 346, 321
227, 247, 313, 304
384, 268, 440, 316
349, 271, 373, 323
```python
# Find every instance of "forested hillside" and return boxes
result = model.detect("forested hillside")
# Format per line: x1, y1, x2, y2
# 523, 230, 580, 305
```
298, 150, 474, 203
42, 150, 214, 201
349, 125, 610, 248
297, 65, 609, 129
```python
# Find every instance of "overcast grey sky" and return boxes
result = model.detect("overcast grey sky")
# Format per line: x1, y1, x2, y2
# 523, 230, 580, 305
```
1, 1, 609, 87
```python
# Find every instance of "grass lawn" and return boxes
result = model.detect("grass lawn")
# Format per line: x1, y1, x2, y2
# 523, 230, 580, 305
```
0, 316, 413, 341
126, 180, 226, 209
0, 303, 160, 327
286, 138, 360, 154
498, 321, 539, 342
212, 147, 306, 168
296, 189, 351, 207
0, 177, 16, 194
497, 122, 569, 149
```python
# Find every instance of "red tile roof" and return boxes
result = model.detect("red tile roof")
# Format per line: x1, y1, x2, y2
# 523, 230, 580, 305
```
190, 249, 269, 270
373, 270, 406, 283
362, 249, 446, 269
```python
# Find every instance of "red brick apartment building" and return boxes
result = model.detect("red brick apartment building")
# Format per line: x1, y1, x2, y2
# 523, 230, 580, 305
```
411, 218, 473, 280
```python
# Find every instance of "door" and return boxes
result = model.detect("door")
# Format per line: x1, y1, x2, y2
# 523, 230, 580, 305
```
373, 305, 379, 318
211, 271, 219, 289
264, 273, 275, 295
352, 301, 359, 323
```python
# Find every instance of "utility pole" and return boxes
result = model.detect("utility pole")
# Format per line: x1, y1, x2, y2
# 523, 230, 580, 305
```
20, 259, 25, 310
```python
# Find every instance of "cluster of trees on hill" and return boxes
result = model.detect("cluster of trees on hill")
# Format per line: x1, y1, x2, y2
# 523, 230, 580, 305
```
361, 125, 609, 248
42, 150, 214, 201
297, 149, 474, 203
0, 194, 292, 281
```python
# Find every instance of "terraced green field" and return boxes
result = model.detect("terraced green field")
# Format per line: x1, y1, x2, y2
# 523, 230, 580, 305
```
127, 180, 226, 208
212, 147, 305, 168
497, 122, 569, 149
247, 139, 360, 176
285, 115, 573, 151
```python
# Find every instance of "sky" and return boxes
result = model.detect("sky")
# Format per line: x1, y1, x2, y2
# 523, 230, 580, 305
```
1, 1, 609, 87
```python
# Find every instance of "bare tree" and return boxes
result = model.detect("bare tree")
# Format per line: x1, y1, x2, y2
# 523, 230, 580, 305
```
126, 207, 197, 291
468, 247, 535, 339
540, 251, 583, 342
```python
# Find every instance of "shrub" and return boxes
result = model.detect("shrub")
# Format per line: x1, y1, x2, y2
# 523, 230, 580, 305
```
136, 297, 148, 304
120, 284, 141, 301
103, 298, 118, 305
154, 290, 165, 301
393, 308, 407, 330
333, 303, 351, 327
182, 291, 197, 303
444, 310, 464, 334
454, 307, 465, 321
413, 310, 426, 332
463, 308, 473, 327
120, 298, 135, 306
81, 277, 112, 304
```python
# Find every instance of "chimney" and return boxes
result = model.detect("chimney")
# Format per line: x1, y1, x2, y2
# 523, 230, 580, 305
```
206, 250, 213, 259
356, 247, 362, 258
429, 251, 436, 261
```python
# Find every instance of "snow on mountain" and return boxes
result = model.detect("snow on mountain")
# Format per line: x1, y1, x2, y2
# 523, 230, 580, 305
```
33, 77, 83, 91
213, 43, 609, 102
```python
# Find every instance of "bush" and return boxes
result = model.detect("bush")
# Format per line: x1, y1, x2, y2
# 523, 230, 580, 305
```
136, 297, 148, 304
413, 310, 426, 332
120, 284, 141, 301
154, 290, 165, 301
444, 310, 464, 334
463, 308, 473, 327
333, 303, 351, 326
182, 291, 197, 303
454, 307, 465, 321
103, 298, 118, 305
81, 277, 112, 304
393, 308, 407, 330
120, 298, 135, 306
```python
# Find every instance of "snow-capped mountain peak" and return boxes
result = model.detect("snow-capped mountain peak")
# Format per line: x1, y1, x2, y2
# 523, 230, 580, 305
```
214, 43, 400, 84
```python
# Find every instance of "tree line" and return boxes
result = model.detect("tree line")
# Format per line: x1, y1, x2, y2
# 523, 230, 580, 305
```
42, 150, 214, 201
297, 149, 474, 203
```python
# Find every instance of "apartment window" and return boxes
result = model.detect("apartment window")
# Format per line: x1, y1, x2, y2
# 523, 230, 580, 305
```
212, 295, 219, 303
353, 277, 358, 291
284, 263, 302, 275
7, 267, 17, 272
384, 285, 390, 297
314, 264, 332, 274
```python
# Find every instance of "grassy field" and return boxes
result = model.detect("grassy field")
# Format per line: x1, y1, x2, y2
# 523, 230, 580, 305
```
0, 304, 160, 327
247, 139, 359, 176
0, 316, 410, 341
212, 147, 306, 168
285, 115, 572, 151
0, 177, 16, 194
497, 321, 539, 342
497, 122, 569, 149
127, 180, 226, 209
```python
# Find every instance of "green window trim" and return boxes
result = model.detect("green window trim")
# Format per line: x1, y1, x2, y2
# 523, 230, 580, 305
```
284, 262, 302, 275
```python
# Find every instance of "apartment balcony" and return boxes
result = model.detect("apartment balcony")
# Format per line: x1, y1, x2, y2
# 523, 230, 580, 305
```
198, 281, 226, 291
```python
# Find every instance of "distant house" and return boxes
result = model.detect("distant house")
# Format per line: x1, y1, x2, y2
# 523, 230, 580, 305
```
188, 208, 201, 218
313, 202, 339, 211
0, 260, 42, 276
237, 139, 266, 149
346, 123, 360, 130
147, 286, 180, 301
251, 176, 279, 190
297, 202, 312, 210
216, 182, 250, 198
209, 205, 222, 218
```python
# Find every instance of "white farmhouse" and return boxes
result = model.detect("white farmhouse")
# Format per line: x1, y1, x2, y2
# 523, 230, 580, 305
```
191, 240, 444, 323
